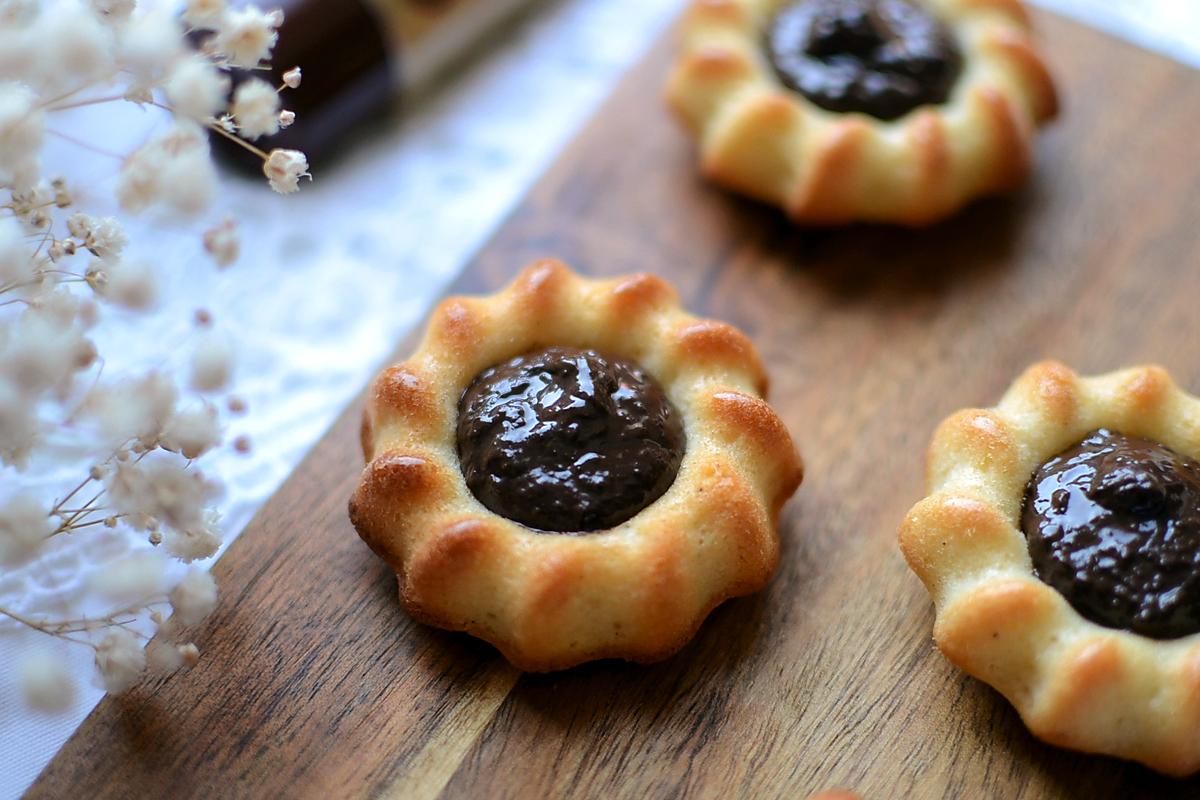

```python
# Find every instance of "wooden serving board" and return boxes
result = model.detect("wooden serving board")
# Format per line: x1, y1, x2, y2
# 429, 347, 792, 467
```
30, 10, 1200, 799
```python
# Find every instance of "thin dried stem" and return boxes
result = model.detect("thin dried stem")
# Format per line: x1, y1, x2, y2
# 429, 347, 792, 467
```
51, 474, 94, 516
207, 120, 269, 160
47, 128, 125, 160
46, 93, 128, 113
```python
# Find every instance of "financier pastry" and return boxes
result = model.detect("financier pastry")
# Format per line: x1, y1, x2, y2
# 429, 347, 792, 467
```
350, 260, 802, 671
901, 361, 1200, 775
667, 0, 1058, 225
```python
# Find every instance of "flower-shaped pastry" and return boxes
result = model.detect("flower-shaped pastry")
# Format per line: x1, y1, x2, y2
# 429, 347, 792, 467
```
667, 0, 1058, 225
350, 260, 802, 671
901, 361, 1200, 775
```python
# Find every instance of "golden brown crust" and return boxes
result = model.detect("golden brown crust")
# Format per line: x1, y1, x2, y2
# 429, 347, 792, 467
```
351, 260, 802, 671
666, 0, 1058, 225
901, 361, 1200, 775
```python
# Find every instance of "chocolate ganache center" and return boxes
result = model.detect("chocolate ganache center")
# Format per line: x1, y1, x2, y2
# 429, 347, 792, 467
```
1021, 429, 1200, 639
457, 346, 686, 533
765, 0, 963, 121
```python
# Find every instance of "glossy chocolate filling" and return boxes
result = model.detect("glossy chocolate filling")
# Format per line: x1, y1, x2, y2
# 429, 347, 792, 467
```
457, 346, 685, 533
1022, 429, 1200, 639
765, 0, 963, 121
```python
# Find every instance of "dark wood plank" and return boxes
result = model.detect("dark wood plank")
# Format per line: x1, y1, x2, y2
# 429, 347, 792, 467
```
30, 10, 1200, 799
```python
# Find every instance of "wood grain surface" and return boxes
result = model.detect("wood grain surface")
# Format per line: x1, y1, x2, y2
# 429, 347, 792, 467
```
29, 10, 1200, 800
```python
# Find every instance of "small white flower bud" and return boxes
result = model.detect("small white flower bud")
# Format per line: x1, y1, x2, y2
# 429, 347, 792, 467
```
51, 179, 71, 208
179, 642, 200, 667
277, 109, 295, 128
85, 264, 108, 293
282, 66, 301, 89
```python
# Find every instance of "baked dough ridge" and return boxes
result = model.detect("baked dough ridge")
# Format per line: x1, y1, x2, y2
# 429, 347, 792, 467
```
351, 259, 803, 671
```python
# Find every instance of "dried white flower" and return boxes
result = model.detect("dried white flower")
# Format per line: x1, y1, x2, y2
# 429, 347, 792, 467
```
94, 628, 146, 694
213, 6, 280, 68
202, 218, 238, 267
88, 217, 128, 261
190, 331, 233, 392
0, 83, 43, 191
0, 379, 38, 469
162, 403, 221, 459
118, 9, 184, 86
183, 0, 226, 30
0, 216, 33, 287
282, 66, 301, 89
0, 300, 94, 395
164, 509, 221, 562
105, 456, 216, 536
90, 552, 169, 604
19, 649, 76, 713
263, 148, 309, 194
33, 1, 116, 94
0, 490, 51, 564
170, 568, 217, 625
165, 55, 231, 122
277, 109, 294, 128
88, 372, 177, 447
231, 78, 279, 140
95, 258, 158, 310
117, 123, 216, 216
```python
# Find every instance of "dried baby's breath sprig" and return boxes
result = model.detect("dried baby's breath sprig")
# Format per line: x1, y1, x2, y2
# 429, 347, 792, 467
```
0, 0, 306, 710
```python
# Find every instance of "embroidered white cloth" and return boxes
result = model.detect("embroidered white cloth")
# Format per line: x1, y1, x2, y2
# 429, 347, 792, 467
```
0, 1, 1196, 796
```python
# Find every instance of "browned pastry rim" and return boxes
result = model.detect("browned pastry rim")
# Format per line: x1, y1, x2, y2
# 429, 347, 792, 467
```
901, 361, 1200, 776
666, 0, 1058, 225
350, 260, 803, 671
